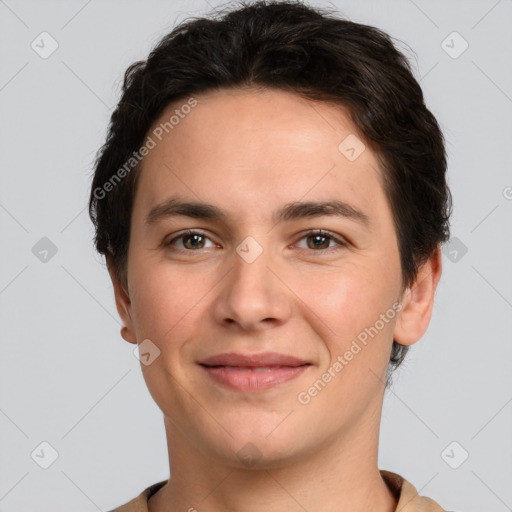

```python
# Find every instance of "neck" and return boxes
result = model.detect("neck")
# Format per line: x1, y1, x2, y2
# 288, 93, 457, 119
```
148, 398, 397, 512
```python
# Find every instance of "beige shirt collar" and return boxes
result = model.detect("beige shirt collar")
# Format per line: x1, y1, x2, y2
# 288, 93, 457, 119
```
110, 470, 446, 512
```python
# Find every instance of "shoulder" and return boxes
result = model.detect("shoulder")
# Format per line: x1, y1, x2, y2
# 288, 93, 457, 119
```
107, 480, 168, 512
380, 470, 448, 512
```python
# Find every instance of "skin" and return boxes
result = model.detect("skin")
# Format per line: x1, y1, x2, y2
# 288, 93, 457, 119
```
109, 87, 442, 512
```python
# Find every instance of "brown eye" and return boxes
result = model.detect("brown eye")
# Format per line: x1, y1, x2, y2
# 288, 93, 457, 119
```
306, 234, 331, 250
182, 233, 205, 249
167, 230, 216, 250
296, 230, 347, 252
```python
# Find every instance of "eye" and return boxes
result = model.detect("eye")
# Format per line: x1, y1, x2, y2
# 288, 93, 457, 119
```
165, 229, 348, 253
295, 229, 348, 252
166, 230, 217, 251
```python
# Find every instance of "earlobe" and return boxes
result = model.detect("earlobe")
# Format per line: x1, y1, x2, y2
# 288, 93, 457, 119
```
120, 325, 136, 344
107, 256, 138, 345
393, 246, 442, 347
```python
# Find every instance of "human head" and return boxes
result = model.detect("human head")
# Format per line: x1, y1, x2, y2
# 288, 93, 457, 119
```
89, 0, 451, 383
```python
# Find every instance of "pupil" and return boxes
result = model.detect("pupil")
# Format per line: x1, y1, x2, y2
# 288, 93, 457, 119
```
310, 235, 328, 249
185, 234, 203, 249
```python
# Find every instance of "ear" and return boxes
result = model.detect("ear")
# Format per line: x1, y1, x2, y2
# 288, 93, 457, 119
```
393, 246, 442, 346
107, 256, 137, 345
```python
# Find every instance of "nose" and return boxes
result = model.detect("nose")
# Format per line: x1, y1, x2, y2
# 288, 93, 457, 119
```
211, 241, 292, 332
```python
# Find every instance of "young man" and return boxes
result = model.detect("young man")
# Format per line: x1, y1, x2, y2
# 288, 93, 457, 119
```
89, 1, 452, 510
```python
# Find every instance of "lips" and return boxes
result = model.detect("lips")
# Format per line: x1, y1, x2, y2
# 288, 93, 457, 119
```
199, 352, 310, 368
199, 352, 311, 392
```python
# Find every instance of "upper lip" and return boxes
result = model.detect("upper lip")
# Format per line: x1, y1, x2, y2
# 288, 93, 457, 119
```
199, 352, 310, 368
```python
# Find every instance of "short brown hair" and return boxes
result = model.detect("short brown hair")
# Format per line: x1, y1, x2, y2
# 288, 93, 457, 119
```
89, 0, 452, 381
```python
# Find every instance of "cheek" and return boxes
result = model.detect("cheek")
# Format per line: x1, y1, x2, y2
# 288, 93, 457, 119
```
302, 268, 397, 404
127, 264, 207, 414
297, 263, 394, 339
128, 259, 225, 362
299, 265, 399, 396
128, 263, 197, 342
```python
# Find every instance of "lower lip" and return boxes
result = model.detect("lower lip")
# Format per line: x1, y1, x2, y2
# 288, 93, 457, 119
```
200, 365, 310, 392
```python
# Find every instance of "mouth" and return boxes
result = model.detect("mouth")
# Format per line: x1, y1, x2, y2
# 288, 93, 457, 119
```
198, 352, 312, 392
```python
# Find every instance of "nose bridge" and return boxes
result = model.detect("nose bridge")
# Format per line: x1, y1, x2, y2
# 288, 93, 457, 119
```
233, 237, 272, 288
212, 234, 290, 329
231, 235, 275, 301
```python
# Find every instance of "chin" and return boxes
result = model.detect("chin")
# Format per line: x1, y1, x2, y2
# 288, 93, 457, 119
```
197, 417, 313, 470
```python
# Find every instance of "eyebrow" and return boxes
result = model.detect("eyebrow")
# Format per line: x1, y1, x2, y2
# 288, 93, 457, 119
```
145, 196, 370, 228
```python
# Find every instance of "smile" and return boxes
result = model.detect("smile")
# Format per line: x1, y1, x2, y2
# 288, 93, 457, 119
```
198, 352, 312, 392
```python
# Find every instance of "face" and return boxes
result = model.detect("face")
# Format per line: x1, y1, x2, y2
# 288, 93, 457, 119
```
112, 87, 436, 469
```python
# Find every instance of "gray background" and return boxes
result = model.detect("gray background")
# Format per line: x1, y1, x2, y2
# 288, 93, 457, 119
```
1, 0, 511, 510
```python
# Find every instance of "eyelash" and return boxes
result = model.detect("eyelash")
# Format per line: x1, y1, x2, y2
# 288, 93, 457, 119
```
165, 229, 348, 254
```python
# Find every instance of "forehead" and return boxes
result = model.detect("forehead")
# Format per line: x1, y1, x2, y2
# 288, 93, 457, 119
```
134, 87, 387, 226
